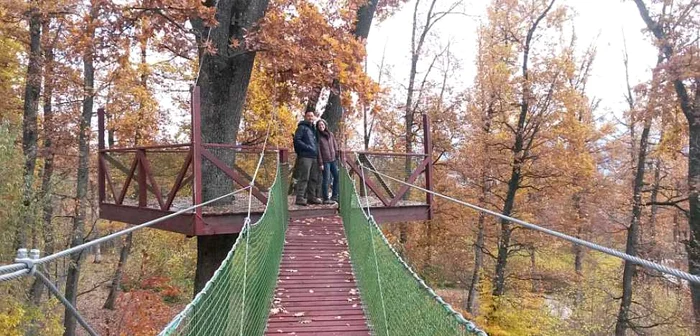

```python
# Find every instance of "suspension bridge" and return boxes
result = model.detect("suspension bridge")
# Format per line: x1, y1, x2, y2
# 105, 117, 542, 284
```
1, 87, 699, 336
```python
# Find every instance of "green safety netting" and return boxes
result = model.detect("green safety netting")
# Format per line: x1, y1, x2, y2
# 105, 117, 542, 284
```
160, 164, 288, 336
339, 166, 486, 336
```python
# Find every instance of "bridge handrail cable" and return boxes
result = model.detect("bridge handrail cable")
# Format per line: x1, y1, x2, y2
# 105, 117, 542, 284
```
356, 162, 700, 285
0, 186, 251, 281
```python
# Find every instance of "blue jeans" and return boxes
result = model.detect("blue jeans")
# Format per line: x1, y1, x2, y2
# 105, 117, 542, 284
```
322, 160, 339, 200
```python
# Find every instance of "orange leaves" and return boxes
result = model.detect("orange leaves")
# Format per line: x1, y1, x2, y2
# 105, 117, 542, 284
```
248, 0, 376, 107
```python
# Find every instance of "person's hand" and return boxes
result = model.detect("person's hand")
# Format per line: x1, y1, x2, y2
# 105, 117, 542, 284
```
320, 165, 324, 171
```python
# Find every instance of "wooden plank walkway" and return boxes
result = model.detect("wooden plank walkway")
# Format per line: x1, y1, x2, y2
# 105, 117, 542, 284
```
265, 216, 371, 336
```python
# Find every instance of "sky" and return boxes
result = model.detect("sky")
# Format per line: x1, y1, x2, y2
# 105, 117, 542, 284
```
363, 0, 659, 118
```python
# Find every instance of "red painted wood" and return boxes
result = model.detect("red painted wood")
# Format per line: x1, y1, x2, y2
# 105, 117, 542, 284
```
98, 108, 105, 203
117, 156, 139, 205
137, 150, 148, 207
423, 113, 434, 219
99, 203, 195, 235
200, 148, 268, 203
99, 156, 117, 203
388, 156, 429, 206
165, 149, 192, 210
265, 216, 370, 335
344, 158, 390, 206
138, 150, 165, 209
99, 143, 192, 152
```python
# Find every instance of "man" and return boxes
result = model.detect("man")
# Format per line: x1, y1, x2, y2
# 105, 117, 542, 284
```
293, 111, 323, 206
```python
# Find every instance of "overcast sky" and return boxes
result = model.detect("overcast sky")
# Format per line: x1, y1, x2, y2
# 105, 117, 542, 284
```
364, 0, 658, 117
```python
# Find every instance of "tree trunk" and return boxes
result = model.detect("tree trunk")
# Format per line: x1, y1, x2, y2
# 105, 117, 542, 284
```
492, 160, 521, 296
18, 0, 43, 249
194, 234, 238, 295
631, 1, 700, 327
646, 156, 661, 260
103, 233, 132, 309
492, 0, 554, 297
466, 211, 486, 314
687, 122, 700, 330
572, 193, 584, 275
63, 3, 97, 334
614, 116, 651, 336
191, 0, 270, 294
322, 0, 379, 133
529, 245, 538, 292
30, 19, 55, 304
103, 28, 151, 308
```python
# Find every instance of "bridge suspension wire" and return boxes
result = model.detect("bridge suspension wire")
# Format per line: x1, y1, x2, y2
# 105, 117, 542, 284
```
355, 161, 700, 285
343, 161, 485, 335
0, 186, 251, 281
240, 90, 277, 335
359, 165, 390, 336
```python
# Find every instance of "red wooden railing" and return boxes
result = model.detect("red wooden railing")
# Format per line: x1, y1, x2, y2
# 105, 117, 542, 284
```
97, 86, 434, 231
340, 114, 434, 220
97, 87, 286, 217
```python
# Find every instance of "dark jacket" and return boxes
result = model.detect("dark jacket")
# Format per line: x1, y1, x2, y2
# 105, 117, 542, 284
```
293, 121, 318, 158
317, 130, 338, 165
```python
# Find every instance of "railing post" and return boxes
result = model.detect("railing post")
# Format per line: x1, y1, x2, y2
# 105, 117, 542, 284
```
98, 108, 105, 204
191, 86, 204, 234
137, 149, 147, 207
423, 114, 434, 220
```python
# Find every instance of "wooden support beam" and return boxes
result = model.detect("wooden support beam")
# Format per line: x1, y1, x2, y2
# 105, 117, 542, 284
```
201, 148, 269, 204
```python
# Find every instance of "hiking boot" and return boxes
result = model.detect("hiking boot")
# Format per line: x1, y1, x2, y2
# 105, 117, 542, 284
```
295, 197, 308, 206
323, 199, 336, 205
307, 197, 323, 205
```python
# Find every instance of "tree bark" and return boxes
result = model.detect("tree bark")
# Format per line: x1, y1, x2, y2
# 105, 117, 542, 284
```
615, 115, 651, 336
492, 0, 555, 297
631, 1, 700, 328
467, 210, 486, 314
30, 18, 56, 305
18, 0, 43, 249
322, 0, 379, 134
194, 234, 238, 295
191, 0, 270, 294
63, 3, 97, 334
103, 233, 132, 309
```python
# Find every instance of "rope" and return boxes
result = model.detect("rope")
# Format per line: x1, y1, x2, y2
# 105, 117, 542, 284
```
239, 91, 276, 335
0, 187, 251, 282
356, 162, 700, 285
360, 165, 390, 336
349, 157, 486, 335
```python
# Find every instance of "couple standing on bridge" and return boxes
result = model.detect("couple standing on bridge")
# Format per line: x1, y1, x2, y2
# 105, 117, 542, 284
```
292, 110, 340, 206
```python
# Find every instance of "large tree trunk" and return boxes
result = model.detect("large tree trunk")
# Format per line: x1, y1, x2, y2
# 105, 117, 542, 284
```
615, 116, 651, 336
18, 0, 43, 249
687, 122, 700, 329
631, 1, 700, 328
322, 0, 379, 133
63, 3, 97, 334
191, 0, 270, 294
194, 234, 238, 295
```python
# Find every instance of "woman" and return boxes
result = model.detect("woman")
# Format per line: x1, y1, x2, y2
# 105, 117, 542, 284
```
316, 119, 339, 204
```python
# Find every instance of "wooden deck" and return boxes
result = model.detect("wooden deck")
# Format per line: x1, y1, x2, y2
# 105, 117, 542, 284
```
265, 216, 371, 336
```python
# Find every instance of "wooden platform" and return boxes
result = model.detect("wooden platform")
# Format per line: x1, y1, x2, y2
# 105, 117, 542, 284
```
265, 216, 371, 336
